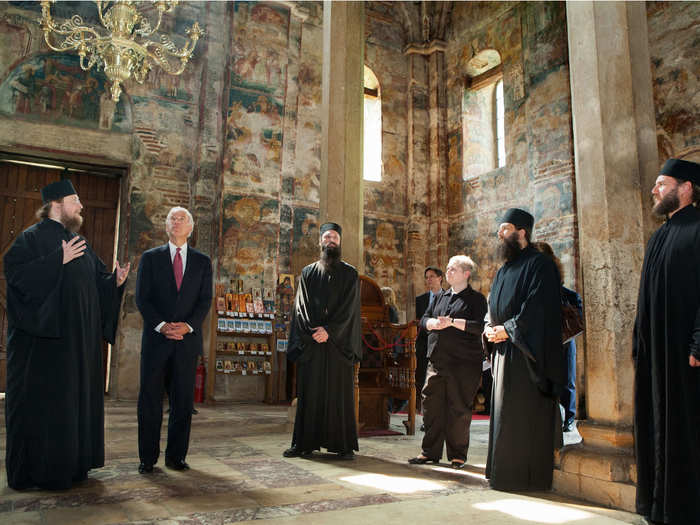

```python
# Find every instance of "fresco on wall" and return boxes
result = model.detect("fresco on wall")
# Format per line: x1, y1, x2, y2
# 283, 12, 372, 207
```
220, 194, 279, 286
0, 54, 131, 131
231, 2, 289, 97
647, 1, 700, 157
224, 89, 283, 194
128, 191, 159, 256
290, 207, 319, 278
364, 218, 406, 303
0, 15, 31, 71
132, 96, 196, 167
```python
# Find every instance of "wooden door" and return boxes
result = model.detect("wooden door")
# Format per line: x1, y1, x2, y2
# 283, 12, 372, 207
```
0, 160, 121, 392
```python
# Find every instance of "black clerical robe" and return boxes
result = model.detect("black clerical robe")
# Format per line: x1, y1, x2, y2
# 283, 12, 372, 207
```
288, 260, 361, 454
485, 245, 565, 491
633, 204, 700, 524
3, 219, 124, 490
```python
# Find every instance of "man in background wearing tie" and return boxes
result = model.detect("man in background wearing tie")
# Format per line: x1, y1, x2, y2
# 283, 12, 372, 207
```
135, 207, 212, 474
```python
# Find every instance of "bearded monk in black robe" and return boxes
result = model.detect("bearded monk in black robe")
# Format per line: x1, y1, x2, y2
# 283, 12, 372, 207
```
484, 208, 565, 491
3, 180, 129, 490
284, 222, 361, 459
633, 158, 700, 525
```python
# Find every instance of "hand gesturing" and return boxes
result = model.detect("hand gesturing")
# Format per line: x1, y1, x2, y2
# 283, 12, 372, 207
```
116, 261, 130, 286
62, 236, 86, 264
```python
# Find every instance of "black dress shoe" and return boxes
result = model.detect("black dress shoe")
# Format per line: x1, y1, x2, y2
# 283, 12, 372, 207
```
419, 423, 425, 432
450, 460, 466, 469
165, 458, 189, 471
337, 451, 355, 460
138, 462, 154, 474
283, 446, 313, 458
192, 408, 199, 414
407, 455, 439, 465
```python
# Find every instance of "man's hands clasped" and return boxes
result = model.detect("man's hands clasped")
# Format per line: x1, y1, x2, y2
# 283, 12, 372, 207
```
160, 322, 190, 340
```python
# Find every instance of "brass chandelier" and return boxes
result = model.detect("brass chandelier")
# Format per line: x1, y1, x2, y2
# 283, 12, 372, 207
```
39, 0, 204, 102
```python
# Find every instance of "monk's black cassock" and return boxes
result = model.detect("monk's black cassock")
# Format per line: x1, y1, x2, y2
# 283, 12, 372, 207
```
288, 260, 362, 454
633, 204, 700, 524
4, 219, 124, 489
485, 245, 565, 491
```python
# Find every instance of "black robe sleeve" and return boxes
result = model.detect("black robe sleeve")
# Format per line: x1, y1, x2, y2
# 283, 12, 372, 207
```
91, 244, 126, 344
3, 229, 65, 338
325, 266, 362, 363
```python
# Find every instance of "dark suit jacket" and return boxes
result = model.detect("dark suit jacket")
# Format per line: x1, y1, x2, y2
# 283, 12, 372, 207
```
415, 292, 431, 351
135, 244, 213, 355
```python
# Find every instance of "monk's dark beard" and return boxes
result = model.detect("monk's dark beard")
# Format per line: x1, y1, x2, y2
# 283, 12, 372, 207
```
61, 211, 83, 233
652, 188, 680, 217
498, 234, 523, 263
320, 244, 341, 267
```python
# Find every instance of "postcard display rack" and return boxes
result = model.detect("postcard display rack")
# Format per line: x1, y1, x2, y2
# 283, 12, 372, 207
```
206, 283, 276, 404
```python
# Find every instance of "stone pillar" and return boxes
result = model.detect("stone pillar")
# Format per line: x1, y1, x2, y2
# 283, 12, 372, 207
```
405, 40, 448, 307
320, 0, 364, 271
554, 1, 658, 511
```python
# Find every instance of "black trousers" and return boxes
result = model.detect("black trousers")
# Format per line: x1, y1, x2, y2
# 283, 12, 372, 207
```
420, 359, 482, 462
415, 342, 428, 410
137, 343, 198, 464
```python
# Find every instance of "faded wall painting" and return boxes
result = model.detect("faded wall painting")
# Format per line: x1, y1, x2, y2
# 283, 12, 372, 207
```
364, 218, 406, 308
220, 194, 279, 288
0, 54, 131, 131
224, 90, 283, 193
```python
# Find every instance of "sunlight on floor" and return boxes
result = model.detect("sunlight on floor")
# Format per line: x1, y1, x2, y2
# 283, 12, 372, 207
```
473, 499, 594, 523
340, 473, 445, 494
432, 465, 486, 481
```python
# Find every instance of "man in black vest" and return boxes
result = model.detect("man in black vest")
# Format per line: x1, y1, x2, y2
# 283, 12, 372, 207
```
136, 206, 212, 473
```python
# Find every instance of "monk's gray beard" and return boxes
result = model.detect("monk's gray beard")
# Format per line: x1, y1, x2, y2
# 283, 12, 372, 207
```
498, 234, 523, 263
320, 244, 341, 267
61, 211, 83, 233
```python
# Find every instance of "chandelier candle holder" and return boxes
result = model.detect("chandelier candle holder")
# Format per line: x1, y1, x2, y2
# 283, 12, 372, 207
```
39, 0, 204, 102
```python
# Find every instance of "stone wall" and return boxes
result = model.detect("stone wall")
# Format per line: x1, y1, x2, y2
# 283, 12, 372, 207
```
363, 3, 410, 322
216, 2, 324, 401
445, 1, 577, 296
647, 1, 700, 161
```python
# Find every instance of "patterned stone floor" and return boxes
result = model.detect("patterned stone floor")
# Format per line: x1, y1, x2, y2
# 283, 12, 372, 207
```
0, 401, 644, 525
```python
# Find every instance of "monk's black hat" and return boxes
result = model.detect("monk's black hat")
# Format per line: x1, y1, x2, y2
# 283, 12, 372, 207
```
320, 222, 342, 236
501, 208, 534, 233
41, 179, 77, 204
660, 158, 700, 186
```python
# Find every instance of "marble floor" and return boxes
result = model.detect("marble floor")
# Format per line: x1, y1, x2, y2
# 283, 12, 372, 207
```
0, 401, 645, 525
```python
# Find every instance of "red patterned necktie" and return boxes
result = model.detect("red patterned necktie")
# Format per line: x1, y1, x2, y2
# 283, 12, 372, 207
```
173, 247, 183, 291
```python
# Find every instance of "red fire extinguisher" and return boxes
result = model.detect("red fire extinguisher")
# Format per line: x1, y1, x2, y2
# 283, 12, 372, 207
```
194, 356, 205, 403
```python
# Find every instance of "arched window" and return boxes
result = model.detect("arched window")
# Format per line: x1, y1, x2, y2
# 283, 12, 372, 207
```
462, 49, 505, 180
363, 65, 382, 182
495, 79, 505, 168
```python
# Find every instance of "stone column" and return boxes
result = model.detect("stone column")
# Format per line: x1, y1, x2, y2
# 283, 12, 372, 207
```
554, 1, 658, 511
319, 0, 364, 271
405, 40, 448, 307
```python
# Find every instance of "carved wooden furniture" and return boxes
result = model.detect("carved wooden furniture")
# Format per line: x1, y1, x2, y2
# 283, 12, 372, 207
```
356, 276, 417, 435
